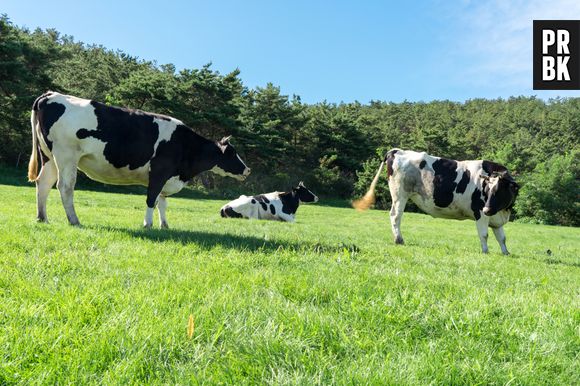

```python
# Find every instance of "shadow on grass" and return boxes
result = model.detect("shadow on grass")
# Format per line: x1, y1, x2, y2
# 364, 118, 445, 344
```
92, 225, 360, 254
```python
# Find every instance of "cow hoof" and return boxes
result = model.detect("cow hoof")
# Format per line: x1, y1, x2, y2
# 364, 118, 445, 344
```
160, 221, 169, 229
394, 237, 404, 245
143, 223, 153, 229
36, 217, 48, 223
69, 221, 82, 227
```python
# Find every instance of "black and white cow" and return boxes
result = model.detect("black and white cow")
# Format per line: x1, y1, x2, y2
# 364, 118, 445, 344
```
220, 182, 318, 222
354, 149, 519, 254
28, 91, 251, 228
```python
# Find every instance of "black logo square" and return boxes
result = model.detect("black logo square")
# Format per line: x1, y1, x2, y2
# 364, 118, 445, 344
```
533, 20, 580, 90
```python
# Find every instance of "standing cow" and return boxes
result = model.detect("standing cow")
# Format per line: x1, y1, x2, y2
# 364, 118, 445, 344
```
220, 182, 318, 222
354, 149, 519, 254
28, 91, 251, 228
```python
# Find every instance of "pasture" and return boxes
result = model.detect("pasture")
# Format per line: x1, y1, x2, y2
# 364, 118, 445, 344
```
0, 178, 578, 385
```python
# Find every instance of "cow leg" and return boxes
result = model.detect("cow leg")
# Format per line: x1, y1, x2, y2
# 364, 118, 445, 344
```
54, 154, 81, 226
35, 159, 58, 222
158, 194, 169, 229
144, 172, 170, 228
144, 207, 155, 229
390, 195, 408, 245
143, 193, 159, 228
475, 218, 490, 253
492, 226, 509, 255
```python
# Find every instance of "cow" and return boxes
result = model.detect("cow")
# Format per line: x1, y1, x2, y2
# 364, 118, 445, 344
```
220, 182, 318, 222
353, 149, 519, 254
27, 91, 251, 228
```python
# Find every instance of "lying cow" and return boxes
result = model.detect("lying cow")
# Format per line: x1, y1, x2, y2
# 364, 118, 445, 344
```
28, 91, 251, 228
354, 149, 519, 254
220, 182, 318, 222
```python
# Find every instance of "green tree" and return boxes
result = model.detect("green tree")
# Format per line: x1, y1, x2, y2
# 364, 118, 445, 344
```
515, 151, 579, 226
238, 83, 303, 172
0, 16, 59, 164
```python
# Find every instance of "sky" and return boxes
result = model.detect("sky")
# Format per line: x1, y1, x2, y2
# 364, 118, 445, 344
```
3, 0, 580, 103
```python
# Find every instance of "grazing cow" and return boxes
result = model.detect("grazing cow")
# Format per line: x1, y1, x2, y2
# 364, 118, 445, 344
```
220, 182, 318, 222
27, 91, 251, 228
354, 149, 519, 254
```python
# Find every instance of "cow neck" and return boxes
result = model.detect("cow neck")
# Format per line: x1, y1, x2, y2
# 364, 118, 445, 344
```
279, 191, 300, 215
181, 128, 219, 177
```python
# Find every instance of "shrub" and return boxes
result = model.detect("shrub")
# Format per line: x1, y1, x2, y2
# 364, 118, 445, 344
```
312, 154, 353, 197
514, 151, 579, 226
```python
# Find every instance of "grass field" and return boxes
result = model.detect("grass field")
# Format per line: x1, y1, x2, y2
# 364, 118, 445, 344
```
0, 178, 579, 385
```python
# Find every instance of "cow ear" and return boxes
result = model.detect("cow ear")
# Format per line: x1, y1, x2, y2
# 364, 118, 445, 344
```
220, 135, 232, 144
299, 181, 305, 187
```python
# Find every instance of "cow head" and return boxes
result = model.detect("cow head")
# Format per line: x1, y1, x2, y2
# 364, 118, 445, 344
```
481, 171, 519, 216
210, 136, 251, 181
294, 181, 319, 203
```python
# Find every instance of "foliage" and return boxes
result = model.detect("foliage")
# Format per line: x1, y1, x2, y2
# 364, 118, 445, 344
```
515, 151, 579, 226
0, 15, 578, 224
313, 154, 347, 196
0, 16, 59, 164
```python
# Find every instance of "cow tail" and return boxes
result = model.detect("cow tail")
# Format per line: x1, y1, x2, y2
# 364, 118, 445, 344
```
352, 160, 386, 212
384, 149, 399, 177
27, 107, 40, 182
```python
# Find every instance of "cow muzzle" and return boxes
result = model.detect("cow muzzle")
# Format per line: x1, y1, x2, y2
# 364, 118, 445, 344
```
482, 207, 494, 216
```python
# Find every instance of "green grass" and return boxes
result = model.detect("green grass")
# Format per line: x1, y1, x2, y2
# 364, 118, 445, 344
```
0, 181, 579, 385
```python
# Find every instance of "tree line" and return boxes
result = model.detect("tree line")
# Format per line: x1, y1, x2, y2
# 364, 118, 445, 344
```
1, 16, 578, 226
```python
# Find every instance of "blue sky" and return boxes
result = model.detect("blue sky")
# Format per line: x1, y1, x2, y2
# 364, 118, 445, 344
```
3, 0, 580, 103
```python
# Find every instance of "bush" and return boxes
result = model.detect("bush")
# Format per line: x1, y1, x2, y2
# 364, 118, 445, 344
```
312, 155, 353, 197
514, 151, 579, 226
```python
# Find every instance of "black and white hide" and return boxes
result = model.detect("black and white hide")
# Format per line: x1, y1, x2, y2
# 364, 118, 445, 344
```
27, 91, 251, 228
354, 149, 519, 255
220, 182, 318, 222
